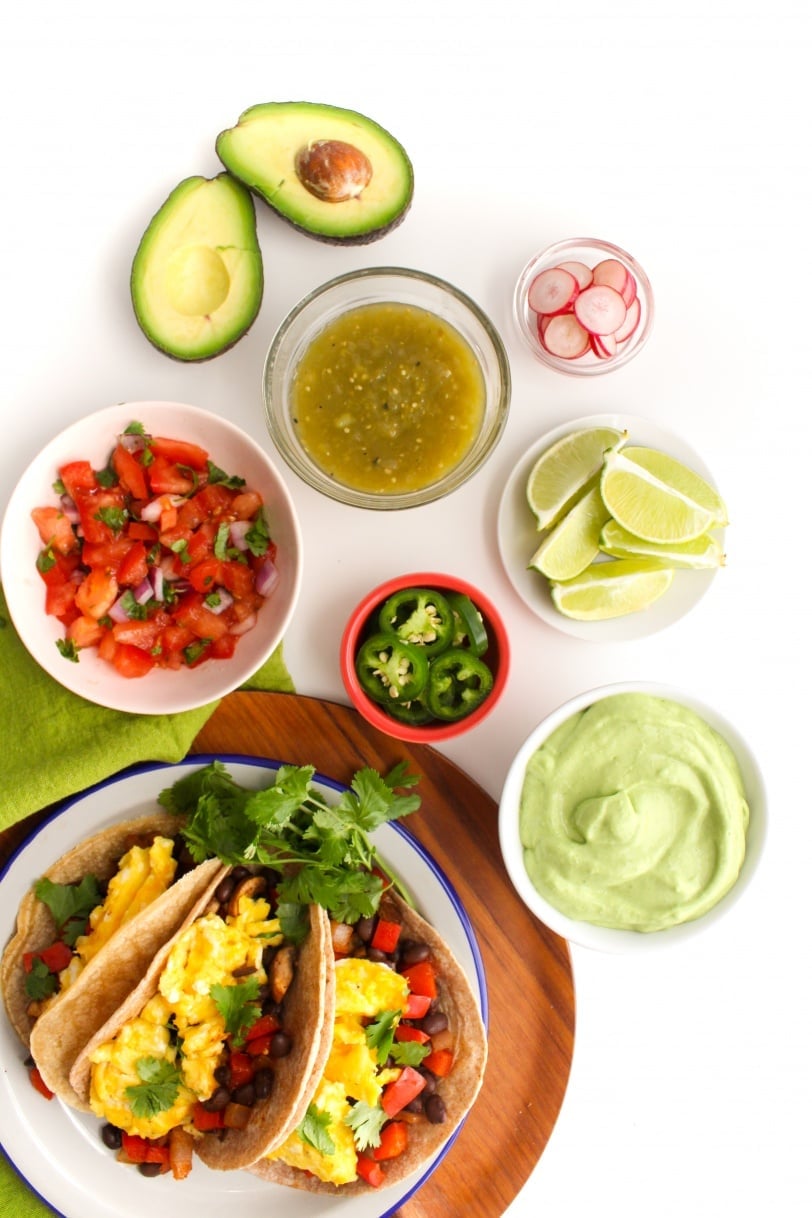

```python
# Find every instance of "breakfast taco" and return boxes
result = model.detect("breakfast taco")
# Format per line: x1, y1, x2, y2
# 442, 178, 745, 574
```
247, 888, 487, 1193
70, 861, 334, 1180
1, 811, 224, 1105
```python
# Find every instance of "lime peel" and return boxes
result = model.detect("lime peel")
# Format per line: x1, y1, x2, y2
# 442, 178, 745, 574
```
526, 426, 627, 531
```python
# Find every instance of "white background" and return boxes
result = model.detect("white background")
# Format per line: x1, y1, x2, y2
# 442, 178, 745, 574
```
2, 3, 810, 1215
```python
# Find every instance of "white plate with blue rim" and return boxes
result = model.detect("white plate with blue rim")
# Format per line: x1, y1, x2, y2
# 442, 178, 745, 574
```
0, 755, 487, 1218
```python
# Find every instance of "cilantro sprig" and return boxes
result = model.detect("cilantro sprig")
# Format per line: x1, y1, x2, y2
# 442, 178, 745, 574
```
210, 975, 262, 1046
34, 875, 103, 946
297, 1104, 336, 1154
24, 957, 59, 1002
344, 1101, 387, 1151
125, 1056, 182, 1119
159, 761, 420, 925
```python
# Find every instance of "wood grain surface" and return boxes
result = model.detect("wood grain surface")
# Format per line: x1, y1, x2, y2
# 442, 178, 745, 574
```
0, 690, 575, 1218
195, 691, 575, 1217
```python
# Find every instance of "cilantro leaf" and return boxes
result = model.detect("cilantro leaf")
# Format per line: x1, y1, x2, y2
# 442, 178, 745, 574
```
94, 506, 128, 535
24, 957, 58, 1001
365, 1009, 399, 1064
297, 1104, 336, 1155
206, 460, 245, 489
244, 510, 270, 557
213, 522, 230, 561
344, 1101, 387, 1151
36, 547, 56, 574
210, 976, 261, 1046
390, 1039, 430, 1067
277, 901, 310, 945
125, 1057, 182, 1118
34, 875, 102, 943
123, 421, 147, 436
56, 638, 80, 662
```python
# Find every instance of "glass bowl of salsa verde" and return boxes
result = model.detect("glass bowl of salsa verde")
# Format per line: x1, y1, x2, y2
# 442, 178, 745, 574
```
263, 267, 511, 509
340, 571, 510, 741
498, 681, 767, 953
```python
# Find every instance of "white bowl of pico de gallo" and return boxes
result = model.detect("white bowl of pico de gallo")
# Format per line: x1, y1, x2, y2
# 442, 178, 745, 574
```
0, 401, 302, 714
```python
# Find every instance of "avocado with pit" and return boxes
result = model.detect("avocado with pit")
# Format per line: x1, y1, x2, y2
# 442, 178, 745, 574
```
131, 173, 263, 361
215, 101, 414, 244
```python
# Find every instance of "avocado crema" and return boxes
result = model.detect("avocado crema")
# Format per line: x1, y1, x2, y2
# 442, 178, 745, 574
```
519, 693, 749, 932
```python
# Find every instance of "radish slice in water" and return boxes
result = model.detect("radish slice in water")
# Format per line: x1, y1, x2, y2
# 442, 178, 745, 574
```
573, 285, 627, 336
528, 267, 579, 315
557, 260, 593, 290
541, 313, 591, 360
614, 295, 641, 342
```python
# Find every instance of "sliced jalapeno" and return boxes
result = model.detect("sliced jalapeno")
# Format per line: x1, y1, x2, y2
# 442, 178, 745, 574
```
385, 696, 434, 726
356, 632, 429, 705
377, 587, 455, 657
447, 591, 489, 657
424, 648, 494, 722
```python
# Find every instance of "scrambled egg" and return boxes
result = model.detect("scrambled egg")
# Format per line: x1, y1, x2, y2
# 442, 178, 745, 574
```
267, 957, 408, 1185
75, 837, 178, 967
89, 894, 280, 1140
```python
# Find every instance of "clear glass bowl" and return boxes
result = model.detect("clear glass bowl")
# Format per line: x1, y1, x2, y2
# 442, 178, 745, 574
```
263, 267, 511, 509
514, 237, 654, 376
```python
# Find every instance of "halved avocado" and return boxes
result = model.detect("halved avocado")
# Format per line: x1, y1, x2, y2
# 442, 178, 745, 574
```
131, 173, 263, 361
216, 101, 414, 245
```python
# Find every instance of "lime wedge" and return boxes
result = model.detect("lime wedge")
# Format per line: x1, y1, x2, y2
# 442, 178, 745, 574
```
599, 519, 725, 569
600, 446, 728, 544
526, 426, 626, 530
550, 558, 674, 620
529, 486, 611, 581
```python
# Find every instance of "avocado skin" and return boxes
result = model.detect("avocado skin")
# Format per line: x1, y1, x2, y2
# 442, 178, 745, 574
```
216, 101, 414, 246
130, 173, 264, 362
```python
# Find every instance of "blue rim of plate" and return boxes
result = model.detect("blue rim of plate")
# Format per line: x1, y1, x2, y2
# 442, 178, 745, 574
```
0, 754, 489, 1218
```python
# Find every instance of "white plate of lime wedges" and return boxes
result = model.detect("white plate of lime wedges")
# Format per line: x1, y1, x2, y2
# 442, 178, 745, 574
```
497, 413, 727, 642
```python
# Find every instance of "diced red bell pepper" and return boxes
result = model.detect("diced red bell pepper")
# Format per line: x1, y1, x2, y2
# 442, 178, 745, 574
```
422, 1047, 454, 1078
401, 959, 437, 1000
245, 1013, 281, 1043
381, 1066, 426, 1118
394, 1024, 430, 1045
192, 1102, 225, 1132
29, 1066, 54, 1101
228, 1051, 254, 1089
372, 1120, 408, 1161
24, 940, 74, 974
355, 1153, 386, 1188
120, 1133, 170, 1166
404, 993, 432, 1019
370, 918, 402, 954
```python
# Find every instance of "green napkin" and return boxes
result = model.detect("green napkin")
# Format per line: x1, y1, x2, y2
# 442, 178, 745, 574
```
0, 584, 294, 830
0, 582, 294, 1216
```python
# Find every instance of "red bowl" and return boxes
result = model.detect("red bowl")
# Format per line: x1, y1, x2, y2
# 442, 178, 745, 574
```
340, 571, 510, 743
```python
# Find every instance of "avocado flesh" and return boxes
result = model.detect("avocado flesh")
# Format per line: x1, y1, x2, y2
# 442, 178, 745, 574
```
131, 173, 263, 361
216, 102, 414, 244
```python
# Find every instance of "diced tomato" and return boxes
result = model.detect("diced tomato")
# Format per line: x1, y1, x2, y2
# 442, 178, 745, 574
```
220, 560, 256, 600
175, 593, 230, 641
98, 630, 118, 663
210, 633, 238, 660
67, 614, 105, 650
150, 436, 209, 470
37, 549, 82, 587
45, 580, 78, 618
111, 642, 155, 678
356, 1153, 386, 1188
31, 506, 78, 555
401, 960, 437, 1000
29, 1066, 54, 1101
192, 1102, 225, 1132
394, 1024, 430, 1044
23, 941, 74, 974
75, 569, 119, 620
228, 1051, 254, 1089
116, 540, 149, 587
193, 482, 234, 520
381, 1066, 426, 1118
176, 495, 207, 532
112, 616, 166, 650
80, 536, 132, 572
188, 556, 222, 593
59, 460, 97, 498
422, 1047, 454, 1077
245, 1013, 281, 1043
148, 454, 197, 496
74, 486, 128, 545
126, 520, 158, 542
231, 490, 263, 519
372, 1120, 408, 1161
112, 444, 149, 500
404, 993, 432, 1020
370, 918, 402, 954
120, 1133, 170, 1167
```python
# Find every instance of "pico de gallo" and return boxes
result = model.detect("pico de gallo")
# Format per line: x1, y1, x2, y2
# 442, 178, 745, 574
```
31, 421, 279, 677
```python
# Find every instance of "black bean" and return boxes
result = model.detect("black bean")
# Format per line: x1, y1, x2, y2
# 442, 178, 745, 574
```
356, 916, 375, 943
400, 940, 430, 966
214, 875, 236, 905
231, 866, 251, 883
253, 1068, 274, 1100
421, 1010, 448, 1036
231, 1082, 256, 1107
270, 1031, 292, 1058
418, 1068, 437, 1094
101, 1123, 122, 1150
367, 947, 389, 963
404, 1095, 425, 1114
204, 1086, 231, 1112
214, 1063, 231, 1087
424, 1094, 447, 1124
138, 1162, 162, 1177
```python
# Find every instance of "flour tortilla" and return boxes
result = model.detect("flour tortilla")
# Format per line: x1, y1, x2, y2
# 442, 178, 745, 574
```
1, 812, 210, 1051
250, 889, 488, 1194
70, 889, 335, 1171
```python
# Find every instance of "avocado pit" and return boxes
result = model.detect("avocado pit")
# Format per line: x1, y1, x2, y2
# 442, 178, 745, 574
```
295, 139, 373, 202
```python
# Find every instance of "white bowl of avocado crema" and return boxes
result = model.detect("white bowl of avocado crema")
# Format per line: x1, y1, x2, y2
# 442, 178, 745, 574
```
498, 682, 767, 952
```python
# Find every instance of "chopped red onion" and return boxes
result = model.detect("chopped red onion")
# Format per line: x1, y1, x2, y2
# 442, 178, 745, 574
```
229, 611, 257, 636
139, 494, 185, 523
134, 578, 153, 606
150, 566, 165, 602
228, 520, 252, 551
118, 430, 149, 454
254, 557, 279, 598
206, 588, 234, 616
108, 595, 131, 624
160, 555, 180, 581
59, 494, 80, 524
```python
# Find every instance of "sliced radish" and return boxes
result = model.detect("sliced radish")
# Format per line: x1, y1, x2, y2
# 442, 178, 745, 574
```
591, 331, 618, 359
556, 260, 593, 290
528, 267, 579, 316
592, 258, 629, 295
573, 285, 627, 336
620, 273, 637, 308
537, 314, 553, 339
541, 313, 591, 360
614, 295, 641, 343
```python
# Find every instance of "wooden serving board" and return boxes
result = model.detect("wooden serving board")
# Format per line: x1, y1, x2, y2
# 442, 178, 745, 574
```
194, 691, 575, 1217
